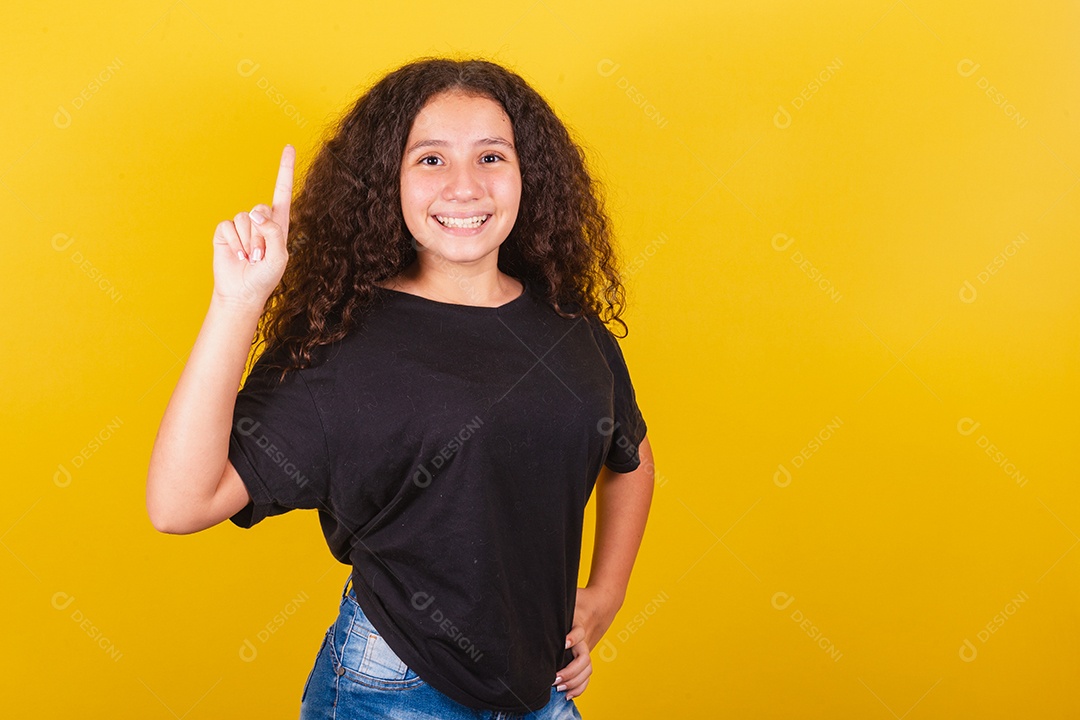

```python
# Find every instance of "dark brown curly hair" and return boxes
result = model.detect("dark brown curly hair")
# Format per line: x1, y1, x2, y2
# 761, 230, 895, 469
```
253, 55, 632, 383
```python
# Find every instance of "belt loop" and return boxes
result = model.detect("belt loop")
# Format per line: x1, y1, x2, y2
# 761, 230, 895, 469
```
343, 572, 353, 600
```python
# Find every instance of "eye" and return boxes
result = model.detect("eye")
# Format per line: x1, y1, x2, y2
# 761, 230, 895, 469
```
481, 153, 503, 163
419, 155, 442, 166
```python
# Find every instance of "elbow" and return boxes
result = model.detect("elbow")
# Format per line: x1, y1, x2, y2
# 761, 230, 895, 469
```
147, 508, 200, 535
146, 497, 183, 534
148, 515, 180, 535
145, 476, 196, 535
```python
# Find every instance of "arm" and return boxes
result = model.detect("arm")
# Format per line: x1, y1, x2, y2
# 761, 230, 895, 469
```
586, 434, 655, 610
146, 144, 296, 534
555, 435, 654, 698
145, 297, 263, 534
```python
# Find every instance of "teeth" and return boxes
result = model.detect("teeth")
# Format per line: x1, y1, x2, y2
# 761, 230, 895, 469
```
436, 214, 490, 228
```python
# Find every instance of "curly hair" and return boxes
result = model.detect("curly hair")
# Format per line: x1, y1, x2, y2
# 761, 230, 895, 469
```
253, 56, 632, 384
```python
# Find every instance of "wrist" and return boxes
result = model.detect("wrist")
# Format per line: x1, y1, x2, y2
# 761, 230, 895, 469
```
209, 291, 268, 319
585, 581, 626, 611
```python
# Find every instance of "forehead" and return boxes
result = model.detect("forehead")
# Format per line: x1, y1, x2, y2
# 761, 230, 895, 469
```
407, 91, 514, 140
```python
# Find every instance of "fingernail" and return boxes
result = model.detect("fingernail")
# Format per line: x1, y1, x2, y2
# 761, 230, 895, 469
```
553, 675, 562, 685
252, 247, 263, 262
250, 210, 266, 224
556, 684, 566, 693
237, 250, 246, 261
565, 638, 572, 649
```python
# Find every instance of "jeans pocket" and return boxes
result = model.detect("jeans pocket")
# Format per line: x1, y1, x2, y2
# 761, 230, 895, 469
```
336, 595, 425, 690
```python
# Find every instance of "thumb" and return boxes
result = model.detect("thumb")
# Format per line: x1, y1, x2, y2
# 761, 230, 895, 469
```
565, 624, 585, 650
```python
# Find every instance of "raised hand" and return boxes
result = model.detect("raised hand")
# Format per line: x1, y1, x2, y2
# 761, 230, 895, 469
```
211, 144, 296, 309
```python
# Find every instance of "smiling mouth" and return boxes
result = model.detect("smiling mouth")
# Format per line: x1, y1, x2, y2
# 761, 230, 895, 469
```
434, 214, 491, 229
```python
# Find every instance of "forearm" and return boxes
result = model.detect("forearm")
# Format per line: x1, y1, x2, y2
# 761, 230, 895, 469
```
586, 437, 654, 607
146, 295, 263, 527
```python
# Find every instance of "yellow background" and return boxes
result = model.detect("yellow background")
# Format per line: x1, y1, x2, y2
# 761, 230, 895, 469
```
3, 1, 1078, 717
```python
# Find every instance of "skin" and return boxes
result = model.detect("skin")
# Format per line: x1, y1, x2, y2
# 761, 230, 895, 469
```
150, 90, 656, 703
381, 89, 525, 305
556, 439, 654, 701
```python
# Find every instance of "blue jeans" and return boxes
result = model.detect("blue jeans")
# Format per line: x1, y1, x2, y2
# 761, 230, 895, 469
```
299, 575, 584, 720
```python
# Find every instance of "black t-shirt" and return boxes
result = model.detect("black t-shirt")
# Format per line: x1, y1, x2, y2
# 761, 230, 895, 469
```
226, 277, 647, 712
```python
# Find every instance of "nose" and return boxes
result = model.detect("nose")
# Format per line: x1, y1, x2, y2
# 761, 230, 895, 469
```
442, 162, 482, 201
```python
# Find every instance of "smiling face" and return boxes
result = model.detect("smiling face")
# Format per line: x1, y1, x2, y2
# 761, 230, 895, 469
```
399, 90, 522, 270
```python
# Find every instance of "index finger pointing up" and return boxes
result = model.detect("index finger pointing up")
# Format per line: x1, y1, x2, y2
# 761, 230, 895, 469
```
271, 144, 296, 232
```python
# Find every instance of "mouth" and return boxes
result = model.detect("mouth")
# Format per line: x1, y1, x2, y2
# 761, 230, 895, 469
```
434, 214, 492, 229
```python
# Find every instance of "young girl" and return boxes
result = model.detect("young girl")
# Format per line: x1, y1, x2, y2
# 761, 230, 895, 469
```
147, 57, 653, 719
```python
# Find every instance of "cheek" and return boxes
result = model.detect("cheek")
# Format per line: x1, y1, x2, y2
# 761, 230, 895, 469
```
491, 175, 522, 209
400, 177, 433, 214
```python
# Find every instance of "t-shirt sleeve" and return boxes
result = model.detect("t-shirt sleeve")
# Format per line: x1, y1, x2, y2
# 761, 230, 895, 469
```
226, 348, 332, 528
590, 318, 649, 473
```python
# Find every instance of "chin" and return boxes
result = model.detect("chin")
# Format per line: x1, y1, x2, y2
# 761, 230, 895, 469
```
425, 247, 500, 263
416, 236, 505, 258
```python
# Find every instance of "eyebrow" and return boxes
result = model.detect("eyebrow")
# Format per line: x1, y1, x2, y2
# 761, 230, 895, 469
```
405, 137, 515, 155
